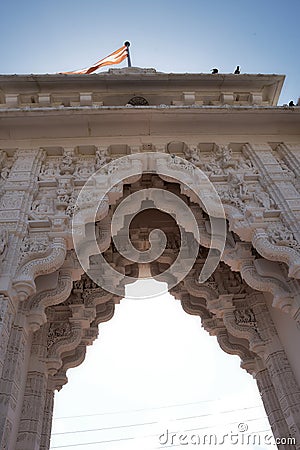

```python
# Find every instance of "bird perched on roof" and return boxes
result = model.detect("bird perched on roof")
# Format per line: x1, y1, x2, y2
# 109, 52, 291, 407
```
211, 68, 219, 74
234, 66, 240, 74
289, 100, 295, 107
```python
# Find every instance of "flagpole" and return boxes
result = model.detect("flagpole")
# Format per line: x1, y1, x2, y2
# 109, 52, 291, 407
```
124, 41, 132, 67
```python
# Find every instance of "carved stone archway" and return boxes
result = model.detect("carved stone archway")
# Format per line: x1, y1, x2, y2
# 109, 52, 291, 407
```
0, 70, 300, 449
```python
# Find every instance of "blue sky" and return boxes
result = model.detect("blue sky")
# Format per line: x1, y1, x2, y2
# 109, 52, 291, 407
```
1, 0, 299, 104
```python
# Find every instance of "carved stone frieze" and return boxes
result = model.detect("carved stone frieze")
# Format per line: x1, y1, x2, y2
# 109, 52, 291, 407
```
216, 173, 276, 213
183, 144, 258, 177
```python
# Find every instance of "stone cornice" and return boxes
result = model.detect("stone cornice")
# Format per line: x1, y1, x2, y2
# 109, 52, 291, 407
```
0, 72, 285, 102
1, 105, 299, 141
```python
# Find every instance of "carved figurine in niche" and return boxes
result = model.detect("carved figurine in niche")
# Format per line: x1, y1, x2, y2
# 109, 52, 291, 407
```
56, 179, 72, 205
234, 308, 256, 326
39, 161, 59, 179
66, 193, 78, 217
183, 146, 202, 167
59, 149, 76, 175
236, 157, 258, 174
252, 186, 275, 210
202, 157, 223, 175
0, 166, 10, 181
224, 271, 246, 294
0, 229, 8, 263
95, 148, 111, 170
217, 184, 245, 211
228, 173, 249, 198
31, 196, 52, 216
74, 160, 95, 179
214, 145, 236, 171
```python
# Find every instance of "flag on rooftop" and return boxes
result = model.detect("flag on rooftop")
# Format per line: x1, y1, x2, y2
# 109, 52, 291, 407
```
61, 44, 129, 74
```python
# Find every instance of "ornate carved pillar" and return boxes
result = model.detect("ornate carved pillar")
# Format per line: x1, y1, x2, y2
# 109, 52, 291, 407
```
255, 366, 295, 449
40, 386, 55, 450
0, 296, 15, 380
15, 325, 48, 450
0, 307, 32, 450
0, 148, 48, 448
246, 294, 300, 444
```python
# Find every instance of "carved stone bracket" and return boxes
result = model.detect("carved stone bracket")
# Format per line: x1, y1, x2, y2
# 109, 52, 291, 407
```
253, 228, 300, 278
27, 270, 73, 331
46, 322, 82, 375
240, 260, 296, 313
13, 238, 67, 301
206, 294, 265, 356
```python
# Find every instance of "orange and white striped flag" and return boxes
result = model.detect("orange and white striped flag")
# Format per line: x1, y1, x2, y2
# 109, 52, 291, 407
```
62, 45, 128, 74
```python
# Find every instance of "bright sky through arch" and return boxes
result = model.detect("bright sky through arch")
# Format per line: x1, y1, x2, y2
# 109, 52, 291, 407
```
51, 280, 270, 450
